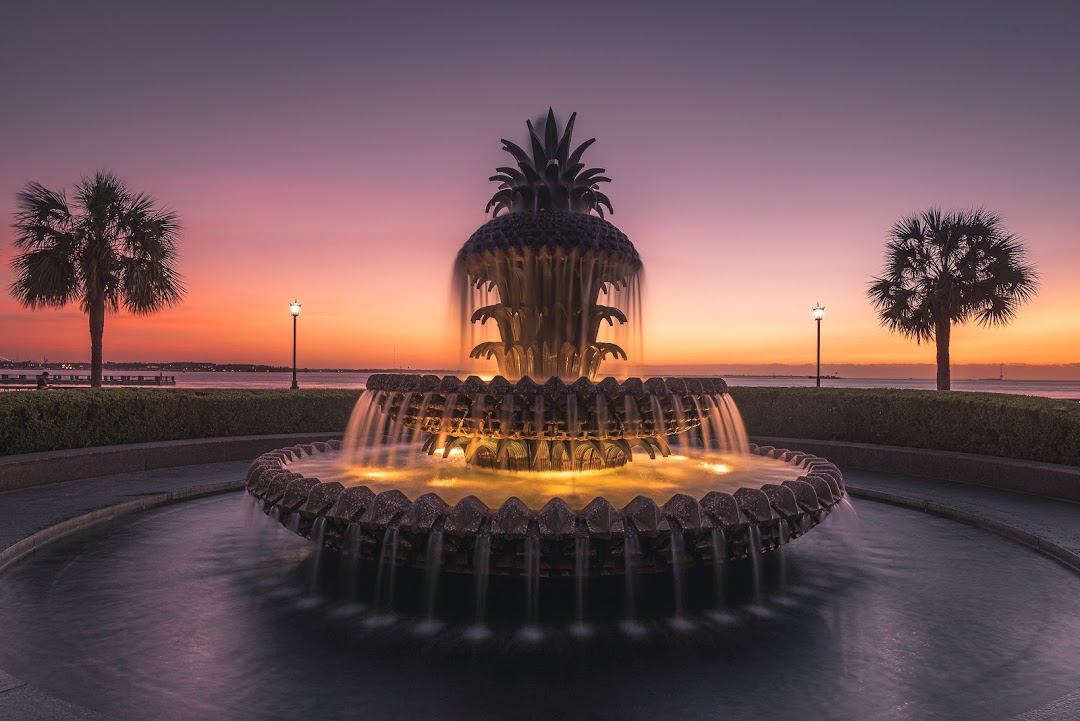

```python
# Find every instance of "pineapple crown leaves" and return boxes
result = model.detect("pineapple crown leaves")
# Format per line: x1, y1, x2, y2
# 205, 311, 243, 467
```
485, 108, 614, 218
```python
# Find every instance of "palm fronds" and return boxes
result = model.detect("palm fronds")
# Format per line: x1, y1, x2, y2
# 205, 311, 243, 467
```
867, 208, 1038, 342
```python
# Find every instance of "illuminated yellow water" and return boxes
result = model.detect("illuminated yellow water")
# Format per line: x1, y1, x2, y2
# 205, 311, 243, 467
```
289, 446, 802, 510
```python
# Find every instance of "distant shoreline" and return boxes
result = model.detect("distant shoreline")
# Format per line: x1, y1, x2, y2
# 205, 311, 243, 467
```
0, 363, 465, 374
5, 366, 1080, 385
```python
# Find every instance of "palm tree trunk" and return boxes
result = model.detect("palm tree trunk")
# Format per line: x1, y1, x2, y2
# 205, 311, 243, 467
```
89, 295, 105, 388
935, 317, 951, 391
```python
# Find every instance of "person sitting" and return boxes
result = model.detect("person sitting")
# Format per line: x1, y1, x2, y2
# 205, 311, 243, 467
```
36, 371, 50, 390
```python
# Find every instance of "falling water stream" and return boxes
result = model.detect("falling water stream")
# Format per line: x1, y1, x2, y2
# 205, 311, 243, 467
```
669, 527, 687, 626
711, 528, 727, 608
621, 529, 644, 636
372, 527, 399, 621
340, 523, 363, 605
572, 534, 590, 635
520, 533, 542, 640
467, 534, 492, 640
748, 524, 764, 609
416, 530, 445, 634
304, 517, 328, 600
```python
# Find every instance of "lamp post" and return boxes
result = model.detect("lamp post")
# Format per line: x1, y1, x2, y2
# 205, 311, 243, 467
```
812, 303, 825, 388
290, 300, 301, 390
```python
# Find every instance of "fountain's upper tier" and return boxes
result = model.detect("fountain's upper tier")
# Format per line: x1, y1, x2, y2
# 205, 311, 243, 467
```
363, 373, 736, 471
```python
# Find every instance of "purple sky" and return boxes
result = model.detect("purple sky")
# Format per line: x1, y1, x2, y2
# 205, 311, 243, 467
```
2, 1, 1078, 375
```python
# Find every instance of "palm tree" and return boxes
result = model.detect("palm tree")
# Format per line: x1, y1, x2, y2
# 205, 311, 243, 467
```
868, 208, 1037, 390
10, 171, 184, 387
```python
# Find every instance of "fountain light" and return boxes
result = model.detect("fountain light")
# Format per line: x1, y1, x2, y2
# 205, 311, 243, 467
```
813, 303, 824, 387
289, 299, 301, 390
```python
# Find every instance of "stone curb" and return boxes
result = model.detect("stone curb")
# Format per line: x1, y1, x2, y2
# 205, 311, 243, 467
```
751, 436, 1080, 503
0, 433, 341, 493
0, 479, 243, 574
846, 485, 1080, 572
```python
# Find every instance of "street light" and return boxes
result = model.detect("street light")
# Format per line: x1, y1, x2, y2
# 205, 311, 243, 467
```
812, 303, 825, 388
290, 300, 301, 390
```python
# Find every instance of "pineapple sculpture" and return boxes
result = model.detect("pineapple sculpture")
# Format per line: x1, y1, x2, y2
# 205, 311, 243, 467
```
370, 110, 705, 472
457, 109, 643, 381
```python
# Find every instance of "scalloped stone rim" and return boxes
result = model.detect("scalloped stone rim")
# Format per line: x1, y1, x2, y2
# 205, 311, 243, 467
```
364, 373, 730, 397
245, 441, 846, 576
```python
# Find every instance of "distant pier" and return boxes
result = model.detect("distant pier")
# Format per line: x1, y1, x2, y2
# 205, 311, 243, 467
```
0, 373, 177, 389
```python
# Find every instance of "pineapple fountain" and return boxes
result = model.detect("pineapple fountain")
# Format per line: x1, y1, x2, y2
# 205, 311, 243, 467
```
244, 110, 846, 616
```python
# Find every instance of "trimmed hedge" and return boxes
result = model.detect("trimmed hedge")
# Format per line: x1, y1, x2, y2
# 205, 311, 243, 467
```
729, 387, 1080, 467
2, 386, 1078, 467
0, 389, 361, 456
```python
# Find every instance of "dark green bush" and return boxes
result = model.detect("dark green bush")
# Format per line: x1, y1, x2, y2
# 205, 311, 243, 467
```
729, 387, 1080, 466
0, 389, 361, 456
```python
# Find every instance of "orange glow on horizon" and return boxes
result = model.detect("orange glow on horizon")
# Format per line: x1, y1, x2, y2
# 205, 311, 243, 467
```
5, 229, 1077, 376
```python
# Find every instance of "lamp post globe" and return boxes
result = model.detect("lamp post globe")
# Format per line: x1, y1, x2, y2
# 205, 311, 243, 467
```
290, 300, 301, 390
812, 303, 824, 387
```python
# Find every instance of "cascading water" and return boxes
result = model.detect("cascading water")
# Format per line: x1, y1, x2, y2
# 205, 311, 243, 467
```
467, 534, 492, 639
748, 524, 764, 609
304, 517, 327, 600
711, 528, 726, 607
340, 523, 362, 605
621, 529, 643, 636
371, 527, 399, 621
416, 530, 444, 634
669, 527, 687, 625
521, 532, 542, 639
571, 534, 590, 635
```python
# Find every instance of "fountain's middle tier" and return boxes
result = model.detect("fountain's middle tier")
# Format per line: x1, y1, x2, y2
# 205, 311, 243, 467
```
362, 374, 744, 472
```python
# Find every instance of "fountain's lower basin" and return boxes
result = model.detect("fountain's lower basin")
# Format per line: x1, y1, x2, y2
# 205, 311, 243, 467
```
245, 442, 846, 575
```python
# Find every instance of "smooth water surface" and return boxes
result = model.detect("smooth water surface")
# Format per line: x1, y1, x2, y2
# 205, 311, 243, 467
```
0, 493, 1077, 721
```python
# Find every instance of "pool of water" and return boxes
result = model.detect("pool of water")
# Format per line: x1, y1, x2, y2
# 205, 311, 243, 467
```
0, 492, 1077, 721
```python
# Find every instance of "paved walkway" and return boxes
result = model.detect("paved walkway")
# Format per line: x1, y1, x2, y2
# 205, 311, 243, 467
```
0, 460, 1076, 721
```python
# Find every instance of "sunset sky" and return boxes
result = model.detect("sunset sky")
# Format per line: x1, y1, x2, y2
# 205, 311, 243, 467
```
1, 1, 1077, 378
